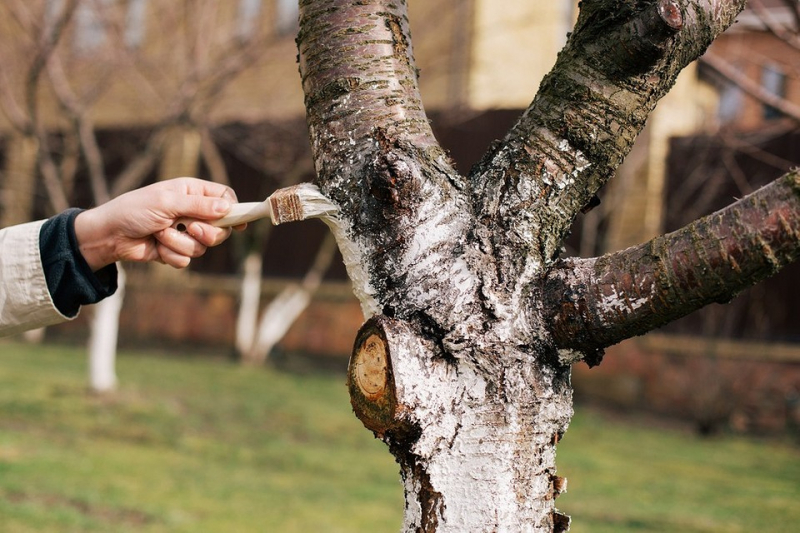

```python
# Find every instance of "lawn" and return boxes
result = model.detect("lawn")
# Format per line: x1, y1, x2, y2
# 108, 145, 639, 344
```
0, 341, 797, 532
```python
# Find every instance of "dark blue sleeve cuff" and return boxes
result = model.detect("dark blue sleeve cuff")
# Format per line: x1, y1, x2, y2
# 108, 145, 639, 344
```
39, 208, 118, 317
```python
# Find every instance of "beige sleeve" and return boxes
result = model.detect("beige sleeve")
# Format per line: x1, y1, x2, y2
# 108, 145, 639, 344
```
0, 220, 71, 337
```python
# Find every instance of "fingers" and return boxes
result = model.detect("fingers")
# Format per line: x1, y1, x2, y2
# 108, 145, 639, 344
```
173, 177, 238, 201
165, 178, 238, 222
181, 221, 234, 246
156, 243, 192, 269
89, 178, 240, 268
154, 227, 209, 268
167, 194, 233, 223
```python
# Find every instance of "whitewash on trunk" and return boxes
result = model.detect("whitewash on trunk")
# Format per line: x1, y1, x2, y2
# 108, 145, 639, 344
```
290, 1, 800, 531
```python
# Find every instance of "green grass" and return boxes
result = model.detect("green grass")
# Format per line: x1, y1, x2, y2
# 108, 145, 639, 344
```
0, 341, 401, 532
557, 410, 800, 533
0, 341, 797, 532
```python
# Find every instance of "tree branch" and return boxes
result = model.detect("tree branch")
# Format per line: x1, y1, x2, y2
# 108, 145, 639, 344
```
198, 125, 230, 187
470, 0, 747, 273
298, 0, 440, 173
542, 170, 800, 365
0, 68, 32, 133
46, 53, 112, 204
750, 0, 800, 51
25, 0, 78, 127
297, 0, 478, 329
110, 131, 166, 197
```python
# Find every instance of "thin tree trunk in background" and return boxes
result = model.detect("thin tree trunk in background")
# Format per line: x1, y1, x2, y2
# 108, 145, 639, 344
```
234, 157, 317, 364
88, 265, 125, 393
236, 251, 263, 358
0, 135, 39, 228
247, 232, 337, 364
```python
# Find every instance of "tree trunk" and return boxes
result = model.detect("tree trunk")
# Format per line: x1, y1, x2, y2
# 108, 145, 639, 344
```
235, 251, 263, 358
349, 317, 572, 531
293, 1, 797, 531
88, 265, 125, 393
248, 232, 337, 363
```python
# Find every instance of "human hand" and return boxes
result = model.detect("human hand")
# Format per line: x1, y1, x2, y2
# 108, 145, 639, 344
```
74, 178, 241, 270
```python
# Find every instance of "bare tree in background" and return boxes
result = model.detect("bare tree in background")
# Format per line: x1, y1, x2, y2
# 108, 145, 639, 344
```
210, 123, 339, 366
0, 0, 272, 391
289, 1, 800, 530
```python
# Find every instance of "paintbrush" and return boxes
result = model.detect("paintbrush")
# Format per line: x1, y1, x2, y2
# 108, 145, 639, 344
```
174, 183, 338, 231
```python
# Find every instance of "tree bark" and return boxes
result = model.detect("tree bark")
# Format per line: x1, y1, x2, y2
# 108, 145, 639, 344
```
543, 170, 800, 365
294, 1, 796, 531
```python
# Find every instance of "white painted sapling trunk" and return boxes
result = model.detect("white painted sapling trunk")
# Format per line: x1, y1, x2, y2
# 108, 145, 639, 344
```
88, 264, 125, 392
235, 251, 263, 358
248, 232, 338, 362
249, 283, 311, 361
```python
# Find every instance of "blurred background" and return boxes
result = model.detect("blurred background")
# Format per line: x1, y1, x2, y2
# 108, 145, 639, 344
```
0, 1, 798, 531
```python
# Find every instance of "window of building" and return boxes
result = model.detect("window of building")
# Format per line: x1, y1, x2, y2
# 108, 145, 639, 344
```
275, 0, 299, 36
761, 64, 786, 120
717, 81, 743, 125
237, 0, 263, 40
124, 0, 148, 48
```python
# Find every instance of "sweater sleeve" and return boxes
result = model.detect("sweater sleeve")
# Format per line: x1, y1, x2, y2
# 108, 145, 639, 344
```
39, 208, 118, 318
0, 220, 67, 336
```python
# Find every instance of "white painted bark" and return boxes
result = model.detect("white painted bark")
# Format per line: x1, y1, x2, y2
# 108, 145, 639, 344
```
297, 1, 776, 531
88, 264, 125, 393
235, 251, 263, 357
250, 285, 311, 361
349, 318, 572, 532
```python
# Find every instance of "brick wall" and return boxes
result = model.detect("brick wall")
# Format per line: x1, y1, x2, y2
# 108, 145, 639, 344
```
573, 335, 800, 436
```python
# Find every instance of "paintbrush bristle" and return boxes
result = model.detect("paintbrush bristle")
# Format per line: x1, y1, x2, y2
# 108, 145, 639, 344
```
269, 183, 338, 225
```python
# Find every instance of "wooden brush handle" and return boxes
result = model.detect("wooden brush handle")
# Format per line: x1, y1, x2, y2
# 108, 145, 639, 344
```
173, 201, 271, 231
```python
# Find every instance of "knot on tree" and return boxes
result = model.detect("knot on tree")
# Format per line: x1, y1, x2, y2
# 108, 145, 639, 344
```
348, 315, 412, 439
366, 132, 420, 216
348, 315, 455, 443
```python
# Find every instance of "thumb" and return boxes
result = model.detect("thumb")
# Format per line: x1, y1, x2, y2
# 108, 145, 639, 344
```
170, 194, 232, 222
